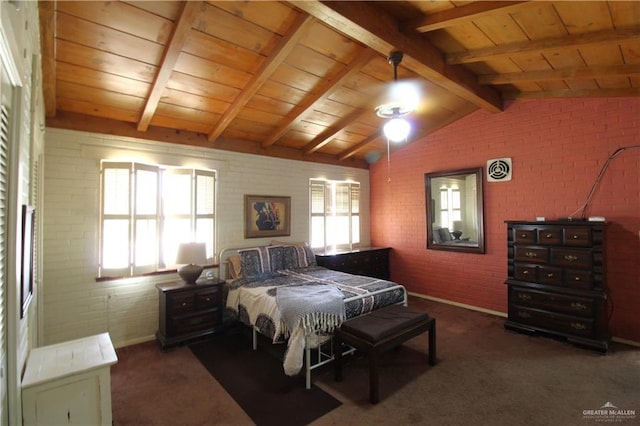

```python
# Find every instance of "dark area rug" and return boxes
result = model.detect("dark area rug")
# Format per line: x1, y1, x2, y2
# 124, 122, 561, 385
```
189, 329, 341, 426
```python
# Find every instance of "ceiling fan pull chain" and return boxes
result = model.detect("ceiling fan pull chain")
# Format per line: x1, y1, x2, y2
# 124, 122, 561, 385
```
387, 136, 392, 183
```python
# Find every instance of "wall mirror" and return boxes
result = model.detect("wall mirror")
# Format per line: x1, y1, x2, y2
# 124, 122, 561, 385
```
425, 167, 485, 254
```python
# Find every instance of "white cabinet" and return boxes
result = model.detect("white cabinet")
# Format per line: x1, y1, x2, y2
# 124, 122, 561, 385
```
21, 333, 118, 426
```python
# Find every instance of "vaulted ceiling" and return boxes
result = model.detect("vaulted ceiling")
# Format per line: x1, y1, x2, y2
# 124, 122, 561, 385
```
39, 1, 640, 169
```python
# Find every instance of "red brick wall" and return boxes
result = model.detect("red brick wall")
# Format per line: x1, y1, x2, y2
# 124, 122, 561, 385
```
370, 98, 640, 343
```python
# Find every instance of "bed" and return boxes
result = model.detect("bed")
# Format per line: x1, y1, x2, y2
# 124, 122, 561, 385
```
221, 243, 407, 388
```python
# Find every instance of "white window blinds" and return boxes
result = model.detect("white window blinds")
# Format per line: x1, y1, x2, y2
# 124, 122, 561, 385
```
99, 162, 216, 278
309, 179, 360, 252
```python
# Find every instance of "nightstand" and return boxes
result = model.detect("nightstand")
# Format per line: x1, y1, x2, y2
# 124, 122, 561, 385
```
156, 278, 225, 349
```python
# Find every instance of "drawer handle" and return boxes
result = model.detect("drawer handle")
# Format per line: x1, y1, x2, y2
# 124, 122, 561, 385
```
525, 252, 537, 258
572, 234, 580, 240
564, 255, 578, 262
545, 233, 553, 238
517, 311, 531, 319
181, 302, 187, 307
571, 302, 587, 311
522, 270, 529, 275
517, 294, 531, 301
571, 322, 587, 330
520, 233, 527, 238
574, 276, 581, 281
546, 273, 554, 278
205, 297, 211, 302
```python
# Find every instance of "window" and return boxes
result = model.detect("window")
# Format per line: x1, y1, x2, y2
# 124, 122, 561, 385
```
309, 179, 360, 252
99, 162, 216, 278
439, 187, 461, 231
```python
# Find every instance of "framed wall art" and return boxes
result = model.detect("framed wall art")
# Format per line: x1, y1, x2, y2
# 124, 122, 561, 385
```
244, 195, 291, 239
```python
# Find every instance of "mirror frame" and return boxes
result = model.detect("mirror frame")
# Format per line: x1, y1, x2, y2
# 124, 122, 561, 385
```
425, 167, 485, 254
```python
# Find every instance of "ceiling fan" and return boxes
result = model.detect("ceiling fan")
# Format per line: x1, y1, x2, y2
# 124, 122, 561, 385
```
374, 51, 422, 143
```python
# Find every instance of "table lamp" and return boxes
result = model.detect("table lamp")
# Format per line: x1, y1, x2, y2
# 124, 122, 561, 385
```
176, 242, 207, 284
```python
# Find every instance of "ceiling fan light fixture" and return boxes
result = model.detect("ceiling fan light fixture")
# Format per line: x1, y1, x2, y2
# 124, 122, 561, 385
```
383, 116, 410, 142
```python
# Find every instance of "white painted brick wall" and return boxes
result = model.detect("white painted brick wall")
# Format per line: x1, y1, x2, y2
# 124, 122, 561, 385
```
43, 128, 371, 347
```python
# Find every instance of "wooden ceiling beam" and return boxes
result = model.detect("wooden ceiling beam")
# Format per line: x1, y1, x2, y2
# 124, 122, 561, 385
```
261, 48, 377, 148
338, 132, 383, 161
290, 0, 502, 113
303, 108, 372, 155
480, 64, 640, 85
38, 0, 57, 118
407, 1, 528, 33
46, 110, 369, 169
448, 27, 640, 65
137, 1, 202, 132
207, 12, 314, 143
503, 88, 640, 100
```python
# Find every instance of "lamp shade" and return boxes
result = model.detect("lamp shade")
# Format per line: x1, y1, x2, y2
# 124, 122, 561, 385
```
176, 242, 207, 265
383, 117, 410, 142
176, 242, 207, 284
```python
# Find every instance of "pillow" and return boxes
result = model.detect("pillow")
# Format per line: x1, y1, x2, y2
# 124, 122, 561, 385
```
238, 245, 285, 278
282, 244, 317, 269
228, 254, 242, 279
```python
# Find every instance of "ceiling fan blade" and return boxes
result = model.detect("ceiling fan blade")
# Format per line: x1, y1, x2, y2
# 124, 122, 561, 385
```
375, 78, 428, 114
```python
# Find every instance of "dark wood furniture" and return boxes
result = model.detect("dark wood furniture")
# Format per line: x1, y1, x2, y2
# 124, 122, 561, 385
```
505, 220, 610, 352
315, 247, 391, 280
334, 305, 436, 404
156, 278, 225, 349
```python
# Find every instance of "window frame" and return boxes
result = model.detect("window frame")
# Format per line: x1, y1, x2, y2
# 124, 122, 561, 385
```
309, 179, 360, 253
98, 161, 216, 279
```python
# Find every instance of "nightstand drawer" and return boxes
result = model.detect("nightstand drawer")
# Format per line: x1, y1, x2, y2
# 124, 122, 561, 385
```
196, 289, 220, 309
168, 293, 195, 313
169, 311, 219, 335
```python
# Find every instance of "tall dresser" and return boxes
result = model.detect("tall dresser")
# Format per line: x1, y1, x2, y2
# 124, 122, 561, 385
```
505, 220, 610, 351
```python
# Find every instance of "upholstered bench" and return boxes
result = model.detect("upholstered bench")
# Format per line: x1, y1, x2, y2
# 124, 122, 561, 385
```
334, 304, 436, 404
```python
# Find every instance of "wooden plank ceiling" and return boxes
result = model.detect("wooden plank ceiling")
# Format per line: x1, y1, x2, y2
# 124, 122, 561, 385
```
40, 1, 640, 169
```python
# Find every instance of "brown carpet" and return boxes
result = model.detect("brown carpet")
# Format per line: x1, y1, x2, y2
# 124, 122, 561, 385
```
111, 297, 640, 426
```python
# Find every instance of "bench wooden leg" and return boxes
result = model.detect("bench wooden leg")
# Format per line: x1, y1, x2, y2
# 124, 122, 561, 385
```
428, 319, 436, 366
369, 351, 379, 404
334, 334, 343, 382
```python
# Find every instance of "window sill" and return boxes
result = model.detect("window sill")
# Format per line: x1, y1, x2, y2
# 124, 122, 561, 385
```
96, 264, 219, 283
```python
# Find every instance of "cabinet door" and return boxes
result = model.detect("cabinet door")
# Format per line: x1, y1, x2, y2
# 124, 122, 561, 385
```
25, 376, 103, 426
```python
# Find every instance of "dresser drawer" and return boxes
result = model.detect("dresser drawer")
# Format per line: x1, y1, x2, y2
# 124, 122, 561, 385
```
510, 306, 595, 338
563, 227, 592, 247
551, 248, 592, 269
511, 288, 594, 317
538, 266, 563, 286
566, 270, 593, 289
514, 246, 548, 264
514, 264, 537, 282
537, 228, 563, 245
514, 229, 536, 244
